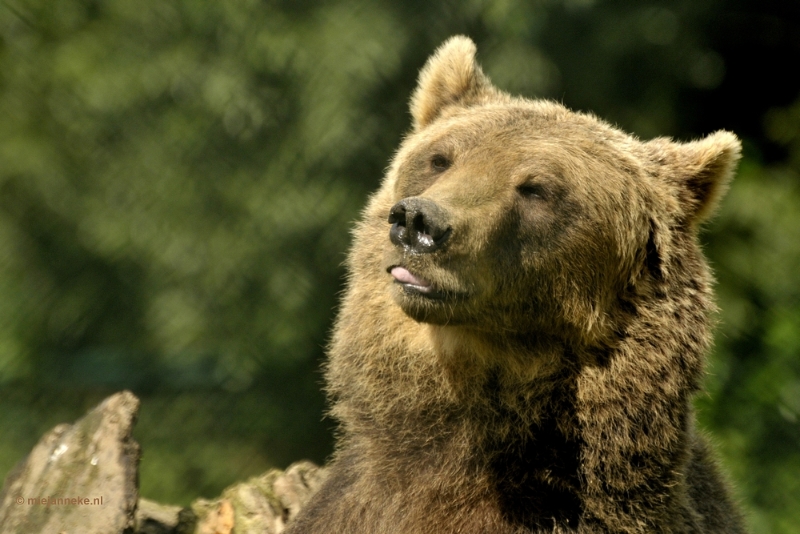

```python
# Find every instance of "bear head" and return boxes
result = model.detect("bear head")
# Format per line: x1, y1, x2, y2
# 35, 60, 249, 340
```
374, 36, 740, 347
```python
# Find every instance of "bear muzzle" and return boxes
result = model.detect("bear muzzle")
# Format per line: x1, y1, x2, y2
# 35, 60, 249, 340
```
388, 197, 452, 254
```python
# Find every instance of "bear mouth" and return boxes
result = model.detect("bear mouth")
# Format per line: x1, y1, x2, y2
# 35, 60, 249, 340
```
389, 266, 446, 300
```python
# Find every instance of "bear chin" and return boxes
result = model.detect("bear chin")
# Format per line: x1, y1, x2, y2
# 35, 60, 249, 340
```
391, 284, 448, 320
388, 277, 468, 325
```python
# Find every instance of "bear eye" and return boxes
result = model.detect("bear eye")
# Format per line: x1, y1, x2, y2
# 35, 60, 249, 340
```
517, 183, 546, 199
430, 155, 451, 172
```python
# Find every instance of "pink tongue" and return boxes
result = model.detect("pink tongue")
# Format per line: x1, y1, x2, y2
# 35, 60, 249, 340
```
391, 267, 431, 288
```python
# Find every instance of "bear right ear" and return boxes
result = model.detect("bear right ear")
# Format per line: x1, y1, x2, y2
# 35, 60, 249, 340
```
410, 36, 495, 131
648, 131, 742, 227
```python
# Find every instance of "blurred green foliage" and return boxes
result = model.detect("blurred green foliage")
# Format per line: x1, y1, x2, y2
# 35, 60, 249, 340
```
0, 0, 798, 531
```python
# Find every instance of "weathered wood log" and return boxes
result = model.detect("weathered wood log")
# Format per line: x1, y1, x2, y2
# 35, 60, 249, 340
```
187, 461, 328, 534
0, 391, 140, 533
0, 392, 326, 534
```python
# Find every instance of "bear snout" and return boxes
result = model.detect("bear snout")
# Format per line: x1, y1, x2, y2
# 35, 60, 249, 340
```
388, 197, 452, 253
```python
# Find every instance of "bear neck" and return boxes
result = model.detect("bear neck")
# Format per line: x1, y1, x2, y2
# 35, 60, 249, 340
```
329, 318, 584, 528
327, 241, 713, 529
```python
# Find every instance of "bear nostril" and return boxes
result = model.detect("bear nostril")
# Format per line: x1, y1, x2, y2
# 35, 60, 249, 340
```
390, 221, 408, 247
389, 203, 410, 247
412, 214, 427, 237
388, 205, 407, 226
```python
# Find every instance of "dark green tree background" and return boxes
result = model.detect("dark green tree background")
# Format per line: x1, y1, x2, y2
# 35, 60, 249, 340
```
1, 1, 797, 531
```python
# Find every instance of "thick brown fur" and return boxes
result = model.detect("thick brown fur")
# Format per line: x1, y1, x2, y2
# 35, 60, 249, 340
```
286, 36, 747, 533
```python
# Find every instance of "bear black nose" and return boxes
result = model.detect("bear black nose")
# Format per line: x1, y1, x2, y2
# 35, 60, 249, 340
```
388, 197, 452, 253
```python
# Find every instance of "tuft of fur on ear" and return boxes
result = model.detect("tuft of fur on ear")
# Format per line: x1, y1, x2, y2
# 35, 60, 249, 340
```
651, 131, 742, 225
410, 36, 494, 131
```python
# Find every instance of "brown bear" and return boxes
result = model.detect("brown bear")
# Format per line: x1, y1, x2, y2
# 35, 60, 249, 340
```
285, 36, 747, 533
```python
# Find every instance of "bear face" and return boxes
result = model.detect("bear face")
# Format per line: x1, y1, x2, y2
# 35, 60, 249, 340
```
376, 36, 739, 348
382, 103, 650, 339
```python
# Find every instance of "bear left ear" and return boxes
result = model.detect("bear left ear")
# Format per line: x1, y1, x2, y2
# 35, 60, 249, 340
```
410, 36, 495, 131
653, 131, 742, 226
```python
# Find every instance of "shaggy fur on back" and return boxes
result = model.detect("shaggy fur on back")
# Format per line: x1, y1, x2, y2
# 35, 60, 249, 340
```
285, 36, 747, 533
